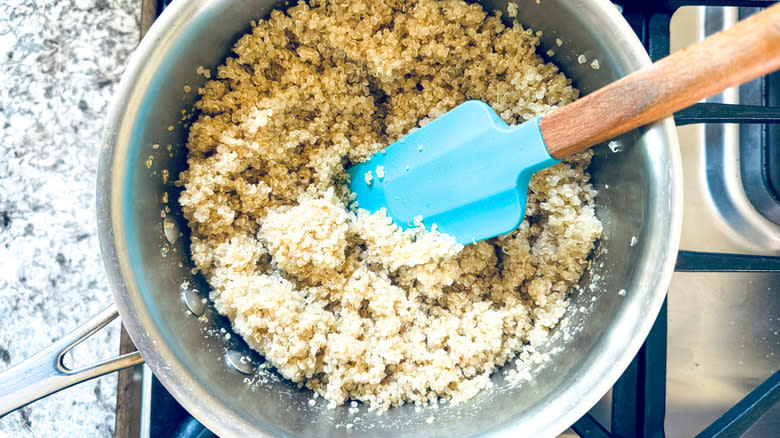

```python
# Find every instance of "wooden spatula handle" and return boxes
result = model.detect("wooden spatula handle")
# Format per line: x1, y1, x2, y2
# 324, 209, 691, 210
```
540, 3, 780, 159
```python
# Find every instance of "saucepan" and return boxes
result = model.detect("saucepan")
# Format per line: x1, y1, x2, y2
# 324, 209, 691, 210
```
0, 0, 682, 436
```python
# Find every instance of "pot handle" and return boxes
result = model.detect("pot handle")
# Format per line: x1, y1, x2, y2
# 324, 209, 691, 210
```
0, 304, 144, 417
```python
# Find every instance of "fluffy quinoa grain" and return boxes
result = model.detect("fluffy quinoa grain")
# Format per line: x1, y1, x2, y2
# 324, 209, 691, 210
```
178, 0, 601, 411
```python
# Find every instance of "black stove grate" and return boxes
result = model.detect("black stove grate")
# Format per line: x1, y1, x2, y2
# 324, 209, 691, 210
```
145, 2, 780, 437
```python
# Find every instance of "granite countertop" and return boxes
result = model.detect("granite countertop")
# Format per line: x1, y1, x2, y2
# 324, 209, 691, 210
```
0, 0, 140, 436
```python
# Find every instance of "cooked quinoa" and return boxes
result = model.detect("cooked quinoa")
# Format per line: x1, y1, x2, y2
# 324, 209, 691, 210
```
178, 0, 602, 411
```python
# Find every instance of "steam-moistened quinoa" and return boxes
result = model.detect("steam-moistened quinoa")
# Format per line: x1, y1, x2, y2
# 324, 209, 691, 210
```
177, 0, 602, 411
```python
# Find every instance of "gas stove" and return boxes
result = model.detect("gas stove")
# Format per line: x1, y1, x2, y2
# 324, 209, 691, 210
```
115, 2, 780, 437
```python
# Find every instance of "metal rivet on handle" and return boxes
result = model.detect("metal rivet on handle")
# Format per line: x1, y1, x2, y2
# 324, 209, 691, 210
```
163, 215, 180, 245
225, 349, 254, 375
181, 287, 205, 317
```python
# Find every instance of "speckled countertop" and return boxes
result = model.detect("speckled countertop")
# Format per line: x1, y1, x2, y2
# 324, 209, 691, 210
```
0, 0, 139, 436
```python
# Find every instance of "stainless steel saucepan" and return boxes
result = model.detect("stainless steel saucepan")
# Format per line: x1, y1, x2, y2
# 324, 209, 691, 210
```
0, 0, 682, 436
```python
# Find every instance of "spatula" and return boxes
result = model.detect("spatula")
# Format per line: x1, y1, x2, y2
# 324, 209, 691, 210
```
347, 3, 780, 244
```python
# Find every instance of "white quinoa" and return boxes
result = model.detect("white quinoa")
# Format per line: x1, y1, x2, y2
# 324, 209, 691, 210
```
178, 0, 602, 411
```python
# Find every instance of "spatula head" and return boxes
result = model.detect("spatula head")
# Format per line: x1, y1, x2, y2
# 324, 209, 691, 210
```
347, 100, 559, 244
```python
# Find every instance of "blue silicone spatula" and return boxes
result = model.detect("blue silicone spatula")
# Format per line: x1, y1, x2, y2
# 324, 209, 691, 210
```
348, 5, 780, 244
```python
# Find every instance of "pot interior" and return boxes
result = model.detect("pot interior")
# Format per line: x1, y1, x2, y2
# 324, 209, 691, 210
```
103, 0, 679, 436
